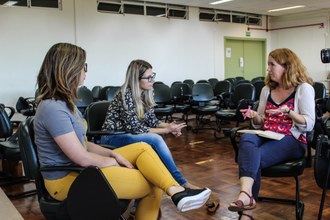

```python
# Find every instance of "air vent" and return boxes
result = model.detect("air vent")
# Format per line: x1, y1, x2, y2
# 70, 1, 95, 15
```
98, 1, 188, 20
199, 8, 262, 26
0, 0, 61, 9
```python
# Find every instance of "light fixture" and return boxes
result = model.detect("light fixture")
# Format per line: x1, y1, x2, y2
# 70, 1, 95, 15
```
3, 1, 18, 6
210, 0, 233, 5
268, 5, 305, 12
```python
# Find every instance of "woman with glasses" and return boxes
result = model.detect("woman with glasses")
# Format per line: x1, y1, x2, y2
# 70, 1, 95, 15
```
34, 44, 211, 220
101, 59, 203, 188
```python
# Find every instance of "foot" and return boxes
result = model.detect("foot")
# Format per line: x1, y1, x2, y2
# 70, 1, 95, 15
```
171, 187, 211, 212
228, 191, 256, 212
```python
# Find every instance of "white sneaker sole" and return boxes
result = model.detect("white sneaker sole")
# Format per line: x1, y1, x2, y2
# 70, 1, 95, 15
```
177, 188, 211, 212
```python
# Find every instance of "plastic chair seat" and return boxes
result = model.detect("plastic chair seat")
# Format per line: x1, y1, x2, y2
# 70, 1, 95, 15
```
261, 159, 305, 177
154, 105, 174, 114
174, 104, 190, 113
215, 109, 236, 118
194, 105, 218, 114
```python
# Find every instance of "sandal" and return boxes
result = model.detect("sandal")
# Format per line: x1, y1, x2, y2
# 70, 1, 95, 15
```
228, 191, 256, 212
239, 212, 254, 220
206, 198, 220, 213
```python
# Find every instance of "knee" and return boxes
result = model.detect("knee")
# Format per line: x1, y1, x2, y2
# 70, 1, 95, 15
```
148, 133, 164, 142
130, 141, 153, 151
241, 133, 256, 142
240, 134, 259, 147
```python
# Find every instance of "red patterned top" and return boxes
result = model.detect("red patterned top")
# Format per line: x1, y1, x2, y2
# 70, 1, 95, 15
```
262, 91, 307, 144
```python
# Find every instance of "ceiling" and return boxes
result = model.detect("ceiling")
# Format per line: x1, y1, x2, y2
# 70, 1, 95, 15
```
145, 0, 330, 16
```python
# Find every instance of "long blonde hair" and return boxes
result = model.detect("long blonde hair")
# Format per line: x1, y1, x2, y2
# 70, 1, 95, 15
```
121, 59, 155, 119
36, 43, 86, 112
265, 48, 313, 89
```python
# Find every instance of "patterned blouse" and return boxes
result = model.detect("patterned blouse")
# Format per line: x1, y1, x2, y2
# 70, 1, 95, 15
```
102, 88, 160, 134
263, 91, 306, 144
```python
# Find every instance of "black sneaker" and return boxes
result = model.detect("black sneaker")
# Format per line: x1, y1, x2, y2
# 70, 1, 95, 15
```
171, 187, 211, 212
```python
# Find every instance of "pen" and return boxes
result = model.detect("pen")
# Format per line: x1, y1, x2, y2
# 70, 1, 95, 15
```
244, 105, 251, 120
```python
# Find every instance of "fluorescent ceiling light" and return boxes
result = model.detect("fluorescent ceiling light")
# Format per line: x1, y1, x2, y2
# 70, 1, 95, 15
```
210, 0, 233, 5
268, 5, 305, 12
3, 1, 18, 6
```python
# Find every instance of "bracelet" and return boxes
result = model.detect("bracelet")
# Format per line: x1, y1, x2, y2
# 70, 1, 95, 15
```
286, 109, 291, 114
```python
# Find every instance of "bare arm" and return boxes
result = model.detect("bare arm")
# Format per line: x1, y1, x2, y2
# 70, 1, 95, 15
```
54, 132, 133, 168
279, 105, 306, 124
149, 122, 187, 136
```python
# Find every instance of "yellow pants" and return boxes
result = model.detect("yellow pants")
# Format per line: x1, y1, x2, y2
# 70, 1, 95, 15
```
44, 142, 179, 220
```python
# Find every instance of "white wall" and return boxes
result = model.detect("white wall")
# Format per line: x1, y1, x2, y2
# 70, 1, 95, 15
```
0, 0, 329, 107
0, 0, 75, 106
269, 10, 330, 83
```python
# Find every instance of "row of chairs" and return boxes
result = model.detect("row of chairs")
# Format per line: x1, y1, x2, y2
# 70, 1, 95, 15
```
152, 80, 260, 135
64, 80, 328, 140
75, 86, 120, 114
178, 76, 265, 90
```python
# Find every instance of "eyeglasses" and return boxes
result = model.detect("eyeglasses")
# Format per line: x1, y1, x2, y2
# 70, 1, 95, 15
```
140, 73, 156, 82
84, 63, 88, 72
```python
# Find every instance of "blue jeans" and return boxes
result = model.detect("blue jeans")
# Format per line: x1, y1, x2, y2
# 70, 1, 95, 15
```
238, 133, 306, 199
100, 133, 187, 186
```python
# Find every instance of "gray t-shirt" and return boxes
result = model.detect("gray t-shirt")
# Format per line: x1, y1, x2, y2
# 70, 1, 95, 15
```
34, 99, 87, 180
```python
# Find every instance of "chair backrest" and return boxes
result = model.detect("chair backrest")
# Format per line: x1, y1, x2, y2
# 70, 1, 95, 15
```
251, 76, 265, 83
99, 86, 120, 101
225, 77, 237, 91
208, 78, 219, 89
0, 104, 13, 138
231, 83, 255, 107
17, 117, 45, 199
183, 79, 194, 88
313, 82, 327, 100
170, 83, 191, 100
2, 104, 15, 120
91, 85, 103, 102
314, 134, 330, 189
106, 86, 120, 101
196, 79, 209, 84
84, 101, 111, 133
191, 83, 214, 102
235, 79, 251, 87
75, 86, 94, 113
153, 83, 172, 104
214, 80, 231, 96
16, 96, 36, 116
153, 81, 164, 85
252, 80, 265, 101
235, 76, 245, 81
17, 117, 38, 179
171, 81, 182, 87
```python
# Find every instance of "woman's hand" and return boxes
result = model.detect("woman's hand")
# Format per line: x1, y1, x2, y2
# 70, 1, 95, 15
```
166, 122, 186, 136
171, 130, 182, 137
110, 151, 134, 168
240, 108, 257, 119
